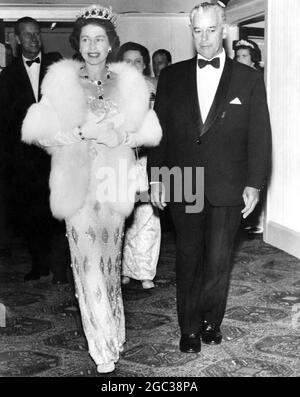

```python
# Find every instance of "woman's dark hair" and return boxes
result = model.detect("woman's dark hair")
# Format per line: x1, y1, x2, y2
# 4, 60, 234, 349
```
234, 39, 262, 69
116, 41, 151, 77
69, 17, 120, 63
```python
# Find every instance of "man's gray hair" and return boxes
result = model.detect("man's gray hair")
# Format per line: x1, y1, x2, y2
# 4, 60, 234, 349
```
189, 2, 226, 24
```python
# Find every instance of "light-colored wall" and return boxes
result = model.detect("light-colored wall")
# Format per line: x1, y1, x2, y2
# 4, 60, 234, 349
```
6, 14, 196, 71
6, 27, 76, 58
41, 16, 240, 64
1, 0, 259, 64
44, 15, 195, 64
6, 13, 240, 71
0, 0, 235, 15
117, 14, 194, 64
265, 0, 300, 258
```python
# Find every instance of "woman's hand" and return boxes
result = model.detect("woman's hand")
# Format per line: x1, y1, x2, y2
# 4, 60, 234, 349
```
81, 116, 127, 147
96, 126, 125, 147
81, 118, 114, 140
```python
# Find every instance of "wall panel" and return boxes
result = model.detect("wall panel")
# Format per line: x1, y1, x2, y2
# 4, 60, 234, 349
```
265, 0, 300, 258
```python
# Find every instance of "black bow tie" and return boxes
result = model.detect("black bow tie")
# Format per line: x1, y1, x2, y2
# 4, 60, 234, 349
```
26, 57, 40, 67
198, 57, 220, 69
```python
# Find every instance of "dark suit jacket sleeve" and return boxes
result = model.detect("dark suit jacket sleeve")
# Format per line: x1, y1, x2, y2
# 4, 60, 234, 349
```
247, 73, 272, 190
0, 70, 15, 177
147, 68, 169, 182
50, 52, 63, 62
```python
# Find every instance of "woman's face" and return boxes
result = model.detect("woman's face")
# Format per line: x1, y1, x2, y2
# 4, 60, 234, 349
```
236, 48, 254, 68
79, 24, 111, 66
122, 50, 145, 74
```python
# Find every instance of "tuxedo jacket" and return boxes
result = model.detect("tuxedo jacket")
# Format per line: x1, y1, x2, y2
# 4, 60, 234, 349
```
0, 52, 62, 203
147, 56, 272, 206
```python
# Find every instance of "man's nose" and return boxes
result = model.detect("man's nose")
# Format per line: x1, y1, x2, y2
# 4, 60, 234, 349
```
30, 34, 40, 43
201, 31, 209, 42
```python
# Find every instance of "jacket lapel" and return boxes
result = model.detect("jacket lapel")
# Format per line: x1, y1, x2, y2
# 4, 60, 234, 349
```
16, 57, 36, 104
187, 57, 204, 132
201, 56, 233, 136
38, 53, 47, 101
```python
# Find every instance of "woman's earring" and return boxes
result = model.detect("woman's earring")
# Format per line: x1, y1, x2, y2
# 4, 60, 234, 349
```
108, 47, 112, 53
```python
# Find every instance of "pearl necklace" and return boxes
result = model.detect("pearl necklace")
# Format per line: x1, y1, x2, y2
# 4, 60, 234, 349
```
80, 66, 111, 100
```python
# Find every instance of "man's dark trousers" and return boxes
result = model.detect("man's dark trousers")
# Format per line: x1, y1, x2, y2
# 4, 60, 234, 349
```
169, 198, 242, 335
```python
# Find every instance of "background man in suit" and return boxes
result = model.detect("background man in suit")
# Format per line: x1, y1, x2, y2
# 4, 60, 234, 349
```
152, 49, 172, 80
0, 17, 69, 283
148, 2, 272, 353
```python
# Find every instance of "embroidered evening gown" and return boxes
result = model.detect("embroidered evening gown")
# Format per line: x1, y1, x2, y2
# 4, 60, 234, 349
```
65, 74, 126, 373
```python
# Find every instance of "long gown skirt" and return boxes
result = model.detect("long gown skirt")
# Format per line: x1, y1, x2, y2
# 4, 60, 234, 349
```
122, 154, 161, 281
66, 201, 125, 368
122, 203, 161, 281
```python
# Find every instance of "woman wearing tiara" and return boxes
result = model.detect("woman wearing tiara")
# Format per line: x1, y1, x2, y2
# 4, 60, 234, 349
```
21, 4, 162, 373
234, 39, 263, 72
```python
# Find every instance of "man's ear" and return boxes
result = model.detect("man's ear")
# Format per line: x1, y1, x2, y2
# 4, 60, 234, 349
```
222, 24, 228, 39
15, 35, 21, 45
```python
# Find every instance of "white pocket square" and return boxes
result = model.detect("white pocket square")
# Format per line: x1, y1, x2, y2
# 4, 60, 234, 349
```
230, 97, 242, 105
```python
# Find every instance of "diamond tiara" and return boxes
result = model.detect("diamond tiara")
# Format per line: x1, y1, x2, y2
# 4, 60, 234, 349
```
76, 4, 117, 26
236, 40, 255, 49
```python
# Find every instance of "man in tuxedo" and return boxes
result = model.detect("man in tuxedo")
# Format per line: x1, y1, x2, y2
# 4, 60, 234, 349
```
0, 17, 69, 283
148, 2, 272, 353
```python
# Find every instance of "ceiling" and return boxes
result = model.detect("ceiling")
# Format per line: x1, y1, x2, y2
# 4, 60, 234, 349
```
0, 0, 246, 14
0, 0, 264, 23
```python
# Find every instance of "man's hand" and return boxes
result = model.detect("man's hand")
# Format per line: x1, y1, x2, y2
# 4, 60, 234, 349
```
241, 186, 260, 219
150, 182, 167, 211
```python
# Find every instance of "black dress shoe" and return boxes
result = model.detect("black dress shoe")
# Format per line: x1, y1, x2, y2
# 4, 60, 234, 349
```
24, 270, 41, 281
179, 333, 201, 353
201, 322, 222, 345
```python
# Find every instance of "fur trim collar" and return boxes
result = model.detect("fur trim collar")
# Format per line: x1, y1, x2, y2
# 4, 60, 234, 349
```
21, 58, 161, 220
40, 59, 149, 132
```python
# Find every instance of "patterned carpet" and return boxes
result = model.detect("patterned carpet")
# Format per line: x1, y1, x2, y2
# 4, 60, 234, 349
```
0, 227, 299, 378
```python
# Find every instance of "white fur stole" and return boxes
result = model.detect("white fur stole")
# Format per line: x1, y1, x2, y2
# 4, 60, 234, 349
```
21, 59, 161, 220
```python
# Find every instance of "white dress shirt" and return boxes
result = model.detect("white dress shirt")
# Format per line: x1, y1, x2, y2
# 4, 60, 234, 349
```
23, 52, 41, 102
197, 49, 226, 123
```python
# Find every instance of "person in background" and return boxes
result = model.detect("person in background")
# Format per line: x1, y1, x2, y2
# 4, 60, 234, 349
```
0, 16, 69, 284
152, 48, 172, 80
117, 42, 161, 290
152, 49, 173, 233
117, 41, 157, 106
234, 38, 265, 234
148, 1, 272, 354
234, 38, 263, 71
21, 5, 161, 373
